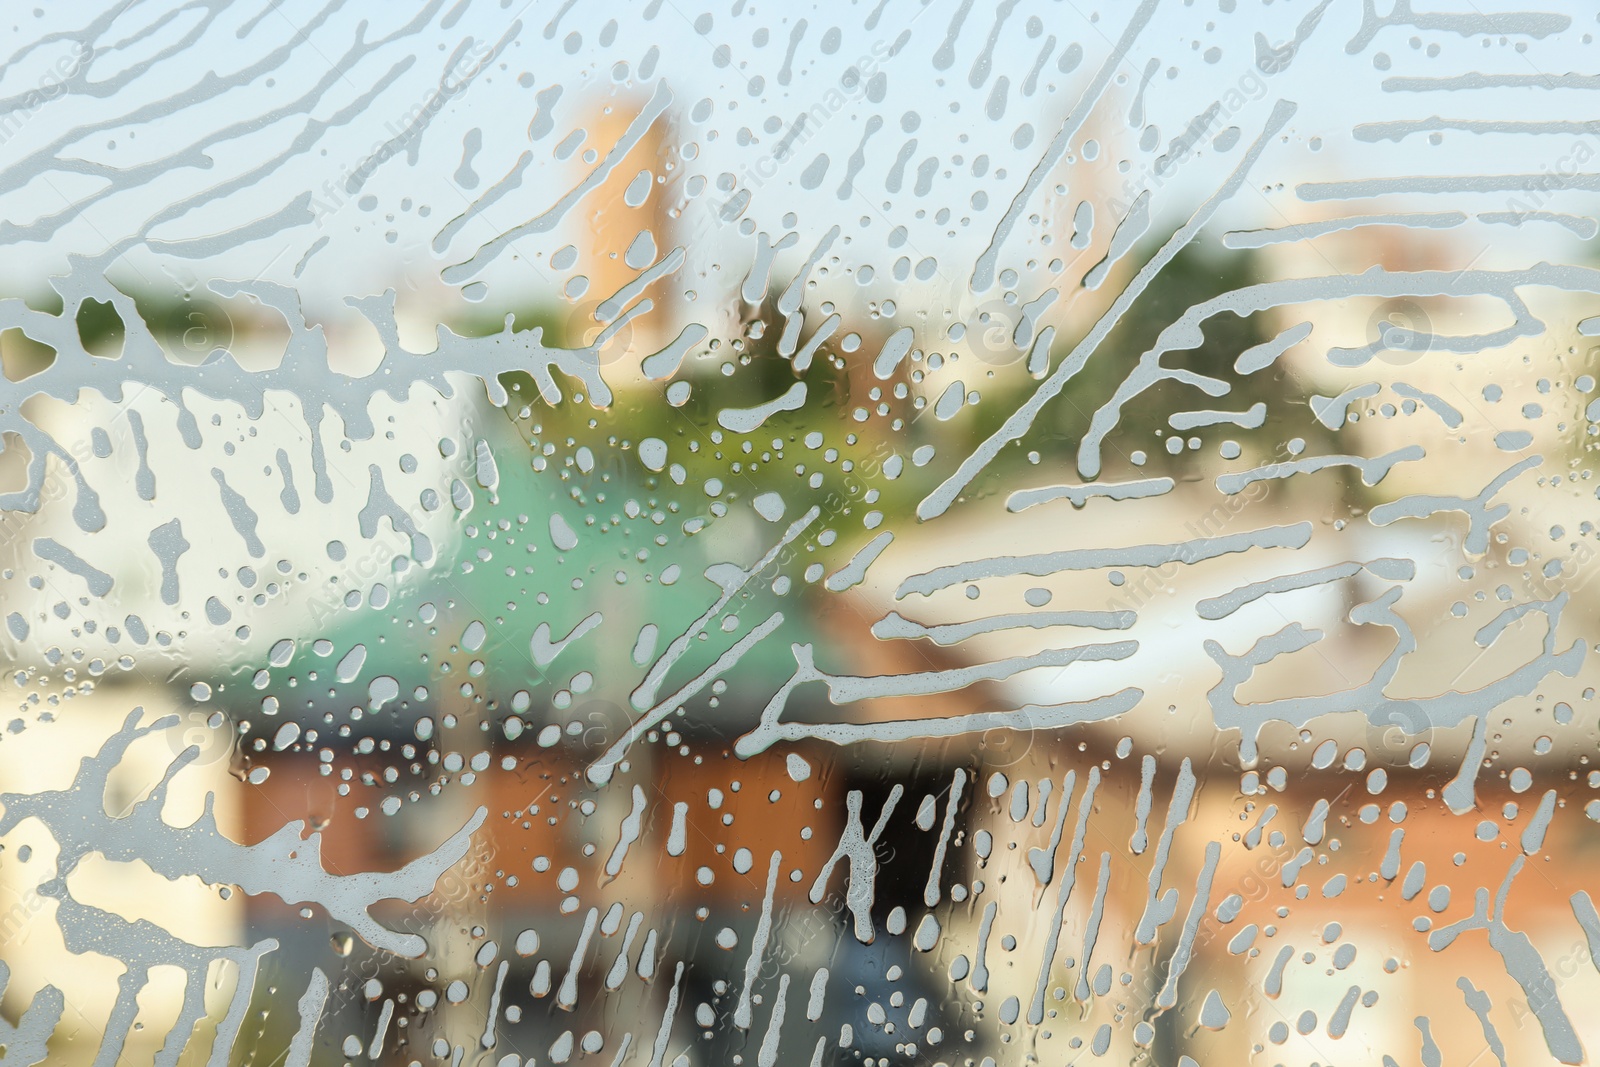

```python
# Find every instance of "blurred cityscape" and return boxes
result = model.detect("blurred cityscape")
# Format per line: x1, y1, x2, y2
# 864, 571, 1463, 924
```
5, 7, 1600, 1067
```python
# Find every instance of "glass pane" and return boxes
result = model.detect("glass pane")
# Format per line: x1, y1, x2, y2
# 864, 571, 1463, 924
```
3, 4, 1599, 1065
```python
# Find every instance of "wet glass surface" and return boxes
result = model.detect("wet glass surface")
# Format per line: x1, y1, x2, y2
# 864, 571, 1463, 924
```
5, 3, 1600, 1065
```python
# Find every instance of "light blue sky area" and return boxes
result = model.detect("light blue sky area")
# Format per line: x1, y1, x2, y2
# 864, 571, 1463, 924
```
0, 1, 1594, 321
